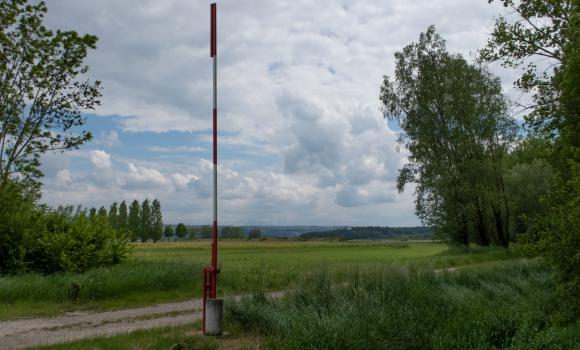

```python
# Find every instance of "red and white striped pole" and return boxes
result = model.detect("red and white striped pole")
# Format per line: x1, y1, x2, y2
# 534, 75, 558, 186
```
210, 1, 218, 300
202, 2, 222, 335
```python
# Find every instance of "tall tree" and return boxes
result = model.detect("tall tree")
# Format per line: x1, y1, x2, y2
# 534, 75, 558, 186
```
150, 199, 163, 242
140, 199, 151, 242
118, 200, 128, 233
380, 26, 517, 246
128, 200, 140, 242
0, 0, 102, 196
97, 206, 107, 219
88, 207, 96, 219
108, 202, 118, 229
481, 0, 579, 315
175, 223, 187, 239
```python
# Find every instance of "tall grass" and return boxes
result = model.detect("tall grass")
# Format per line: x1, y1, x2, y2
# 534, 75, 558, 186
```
0, 241, 518, 319
0, 259, 202, 305
227, 260, 579, 350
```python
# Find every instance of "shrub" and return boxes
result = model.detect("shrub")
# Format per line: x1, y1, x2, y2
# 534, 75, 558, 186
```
0, 182, 130, 275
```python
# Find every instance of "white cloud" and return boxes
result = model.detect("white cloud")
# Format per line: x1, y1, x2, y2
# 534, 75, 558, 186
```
38, 0, 513, 225
89, 150, 112, 169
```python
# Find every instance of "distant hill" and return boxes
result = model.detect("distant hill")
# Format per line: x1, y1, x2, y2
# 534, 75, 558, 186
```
299, 226, 432, 240
240, 226, 341, 238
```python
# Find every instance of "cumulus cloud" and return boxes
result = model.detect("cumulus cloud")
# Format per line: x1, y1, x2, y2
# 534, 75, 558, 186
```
38, 0, 511, 225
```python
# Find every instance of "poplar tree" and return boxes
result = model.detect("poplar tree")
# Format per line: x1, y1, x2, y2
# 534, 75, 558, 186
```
140, 199, 151, 242
150, 199, 163, 242
97, 206, 107, 219
108, 202, 118, 229
118, 200, 128, 232
128, 200, 140, 242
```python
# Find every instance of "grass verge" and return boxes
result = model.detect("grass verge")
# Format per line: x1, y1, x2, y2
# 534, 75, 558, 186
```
228, 259, 580, 350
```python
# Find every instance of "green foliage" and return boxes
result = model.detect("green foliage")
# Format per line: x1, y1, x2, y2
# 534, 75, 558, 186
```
248, 228, 262, 240
381, 26, 517, 246
0, 182, 129, 275
480, 0, 571, 136
163, 225, 174, 240
150, 199, 163, 242
128, 200, 140, 242
25, 211, 129, 274
117, 201, 128, 232
300, 226, 432, 240
175, 223, 187, 239
228, 261, 578, 349
504, 158, 556, 234
0, 181, 35, 273
0, 0, 102, 194
520, 160, 580, 321
108, 202, 118, 229
221, 226, 244, 239
140, 199, 151, 242
482, 0, 579, 317
97, 206, 107, 219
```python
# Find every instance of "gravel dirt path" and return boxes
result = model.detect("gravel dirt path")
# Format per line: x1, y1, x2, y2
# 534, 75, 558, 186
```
0, 291, 285, 350
0, 299, 203, 350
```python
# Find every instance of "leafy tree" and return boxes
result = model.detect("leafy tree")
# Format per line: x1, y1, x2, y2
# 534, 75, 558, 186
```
200, 225, 212, 239
175, 223, 187, 239
504, 159, 556, 234
380, 26, 517, 246
164, 225, 174, 240
248, 228, 262, 240
108, 202, 118, 229
118, 200, 128, 232
97, 206, 107, 219
481, 0, 579, 317
88, 207, 96, 219
0, 180, 34, 273
0, 0, 102, 196
480, 0, 572, 142
140, 199, 151, 242
128, 200, 140, 242
150, 199, 163, 242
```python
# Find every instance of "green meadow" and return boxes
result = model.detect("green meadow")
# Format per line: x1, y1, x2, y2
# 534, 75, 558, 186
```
0, 240, 515, 320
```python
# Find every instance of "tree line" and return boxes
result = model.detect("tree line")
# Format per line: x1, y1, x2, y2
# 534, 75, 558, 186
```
381, 0, 578, 318
90, 199, 164, 242
164, 225, 262, 240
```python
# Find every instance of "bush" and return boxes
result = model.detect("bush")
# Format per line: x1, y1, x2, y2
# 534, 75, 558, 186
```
0, 182, 36, 274
0, 182, 130, 275
25, 211, 130, 274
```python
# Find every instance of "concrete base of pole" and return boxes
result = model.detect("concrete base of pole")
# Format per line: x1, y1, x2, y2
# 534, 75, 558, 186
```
204, 298, 224, 336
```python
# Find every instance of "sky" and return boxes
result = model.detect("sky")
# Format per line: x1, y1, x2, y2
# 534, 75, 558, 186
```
39, 0, 515, 226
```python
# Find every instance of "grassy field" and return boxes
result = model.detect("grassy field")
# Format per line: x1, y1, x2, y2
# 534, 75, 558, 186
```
0, 240, 517, 320
30, 259, 579, 350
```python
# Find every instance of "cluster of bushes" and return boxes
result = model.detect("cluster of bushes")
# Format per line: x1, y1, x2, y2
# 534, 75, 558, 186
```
0, 182, 130, 274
